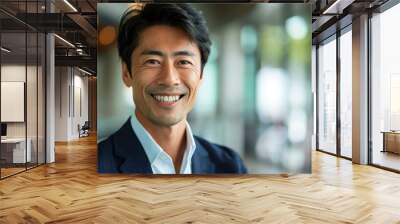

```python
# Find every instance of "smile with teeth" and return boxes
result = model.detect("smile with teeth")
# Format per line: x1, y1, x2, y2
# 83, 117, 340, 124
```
152, 94, 183, 103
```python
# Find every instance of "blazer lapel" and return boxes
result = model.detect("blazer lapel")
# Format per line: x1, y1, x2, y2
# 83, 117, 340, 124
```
191, 137, 215, 174
113, 117, 153, 174
111, 119, 215, 174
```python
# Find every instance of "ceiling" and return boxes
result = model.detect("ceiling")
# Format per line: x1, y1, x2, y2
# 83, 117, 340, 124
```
0, 0, 396, 75
0, 0, 97, 74
311, 0, 390, 43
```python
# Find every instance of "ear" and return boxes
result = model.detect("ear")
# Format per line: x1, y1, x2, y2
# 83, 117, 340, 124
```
121, 62, 133, 87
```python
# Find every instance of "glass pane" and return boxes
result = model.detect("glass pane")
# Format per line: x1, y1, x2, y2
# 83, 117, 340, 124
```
371, 4, 400, 171
1, 30, 27, 177
27, 31, 38, 169
38, 32, 45, 165
317, 37, 337, 154
340, 29, 352, 158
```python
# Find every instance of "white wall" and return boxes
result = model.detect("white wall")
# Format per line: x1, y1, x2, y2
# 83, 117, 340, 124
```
1, 66, 26, 127
1, 65, 39, 137
55, 67, 69, 141
72, 72, 89, 138
55, 67, 89, 141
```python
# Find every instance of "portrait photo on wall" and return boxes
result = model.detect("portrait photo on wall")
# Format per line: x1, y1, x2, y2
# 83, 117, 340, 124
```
97, 3, 312, 174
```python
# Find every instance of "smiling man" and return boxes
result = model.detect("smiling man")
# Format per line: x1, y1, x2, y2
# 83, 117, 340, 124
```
98, 3, 247, 174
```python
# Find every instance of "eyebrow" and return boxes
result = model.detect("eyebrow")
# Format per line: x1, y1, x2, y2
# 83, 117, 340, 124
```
173, 51, 195, 57
141, 50, 164, 57
141, 49, 195, 57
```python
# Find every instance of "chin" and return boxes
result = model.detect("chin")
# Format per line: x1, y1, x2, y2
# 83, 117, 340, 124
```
149, 114, 184, 127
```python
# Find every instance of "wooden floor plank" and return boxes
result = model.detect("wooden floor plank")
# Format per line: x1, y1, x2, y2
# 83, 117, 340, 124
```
0, 134, 400, 223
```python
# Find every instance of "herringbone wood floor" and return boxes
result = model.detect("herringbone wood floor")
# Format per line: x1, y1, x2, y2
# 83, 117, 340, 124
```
1, 134, 400, 223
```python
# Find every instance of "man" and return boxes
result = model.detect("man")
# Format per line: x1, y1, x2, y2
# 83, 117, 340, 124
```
98, 3, 247, 174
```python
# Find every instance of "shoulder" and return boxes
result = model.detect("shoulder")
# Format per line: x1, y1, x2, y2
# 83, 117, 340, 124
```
98, 134, 119, 173
97, 120, 132, 173
194, 136, 248, 174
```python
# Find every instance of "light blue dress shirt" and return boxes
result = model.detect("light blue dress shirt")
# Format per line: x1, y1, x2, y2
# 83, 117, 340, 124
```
130, 114, 196, 174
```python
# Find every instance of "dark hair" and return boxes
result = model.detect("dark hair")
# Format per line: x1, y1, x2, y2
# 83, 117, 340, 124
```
118, 3, 211, 75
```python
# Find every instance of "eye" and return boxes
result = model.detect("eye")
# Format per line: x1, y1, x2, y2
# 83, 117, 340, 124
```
144, 59, 160, 65
177, 60, 193, 66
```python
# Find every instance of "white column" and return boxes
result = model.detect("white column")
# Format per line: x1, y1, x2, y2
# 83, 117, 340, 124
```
46, 33, 55, 163
312, 45, 317, 150
45, 1, 55, 163
352, 14, 369, 164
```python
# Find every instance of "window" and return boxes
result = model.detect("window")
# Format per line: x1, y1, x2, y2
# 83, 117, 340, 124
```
0, 1, 47, 179
371, 3, 400, 171
339, 28, 352, 158
317, 36, 337, 154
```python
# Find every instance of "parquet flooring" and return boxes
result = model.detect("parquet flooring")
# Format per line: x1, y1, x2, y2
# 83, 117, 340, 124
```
373, 151, 400, 171
1, 167, 26, 178
1, 134, 400, 223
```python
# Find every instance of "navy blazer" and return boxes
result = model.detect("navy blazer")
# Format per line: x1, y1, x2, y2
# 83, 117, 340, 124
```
97, 118, 247, 174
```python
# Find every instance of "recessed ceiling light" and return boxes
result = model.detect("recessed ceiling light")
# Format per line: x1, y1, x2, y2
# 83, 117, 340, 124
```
63, 0, 78, 12
1, 47, 11, 53
322, 0, 354, 15
54, 34, 75, 48
78, 67, 92, 76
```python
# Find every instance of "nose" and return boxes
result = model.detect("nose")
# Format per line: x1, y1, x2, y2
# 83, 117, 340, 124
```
158, 60, 181, 86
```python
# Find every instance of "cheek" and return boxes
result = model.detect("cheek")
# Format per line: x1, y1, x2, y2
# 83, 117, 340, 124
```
186, 77, 202, 99
183, 69, 201, 92
131, 70, 157, 94
130, 80, 147, 105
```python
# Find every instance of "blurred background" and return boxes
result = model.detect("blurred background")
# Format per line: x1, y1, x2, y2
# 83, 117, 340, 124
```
97, 3, 312, 174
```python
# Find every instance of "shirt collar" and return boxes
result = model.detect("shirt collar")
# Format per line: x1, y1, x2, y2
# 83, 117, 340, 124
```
130, 113, 196, 173
180, 119, 196, 173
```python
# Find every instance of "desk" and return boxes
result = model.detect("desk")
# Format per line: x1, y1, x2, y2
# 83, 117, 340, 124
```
381, 131, 400, 154
1, 138, 31, 163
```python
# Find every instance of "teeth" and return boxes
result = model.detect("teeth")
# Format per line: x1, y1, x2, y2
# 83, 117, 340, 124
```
153, 95, 180, 103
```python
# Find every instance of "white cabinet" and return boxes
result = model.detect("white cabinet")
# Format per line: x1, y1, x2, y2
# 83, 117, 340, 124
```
1, 138, 32, 163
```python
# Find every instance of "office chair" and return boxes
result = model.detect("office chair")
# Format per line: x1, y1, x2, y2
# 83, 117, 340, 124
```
79, 121, 90, 138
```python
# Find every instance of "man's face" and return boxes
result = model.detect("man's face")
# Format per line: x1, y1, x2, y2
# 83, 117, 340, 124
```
122, 25, 203, 127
